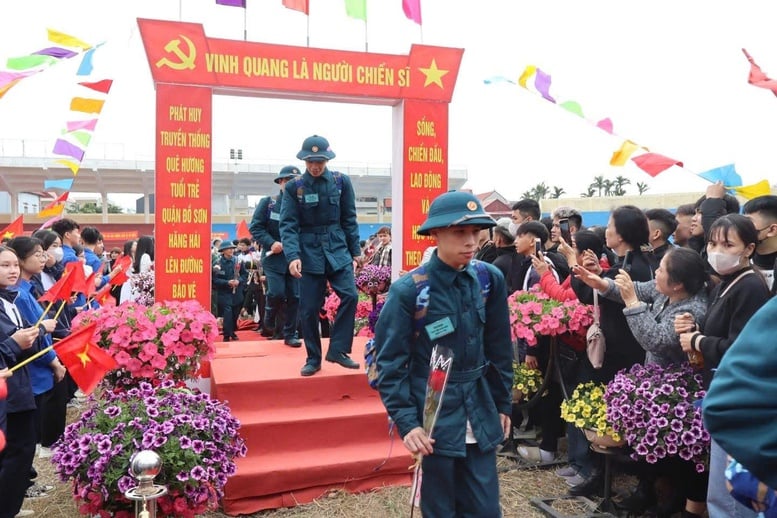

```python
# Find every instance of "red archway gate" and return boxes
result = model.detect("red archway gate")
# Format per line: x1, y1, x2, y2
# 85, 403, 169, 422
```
137, 18, 463, 307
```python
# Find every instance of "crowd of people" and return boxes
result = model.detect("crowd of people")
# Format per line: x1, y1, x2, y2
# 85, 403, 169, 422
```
384, 185, 775, 517
2, 131, 775, 517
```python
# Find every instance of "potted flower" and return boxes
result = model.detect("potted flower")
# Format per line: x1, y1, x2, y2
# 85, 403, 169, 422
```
561, 381, 623, 448
355, 264, 391, 305
130, 268, 155, 307
512, 361, 543, 402
323, 291, 379, 337
53, 380, 247, 517
604, 362, 710, 472
72, 300, 218, 389
507, 287, 593, 346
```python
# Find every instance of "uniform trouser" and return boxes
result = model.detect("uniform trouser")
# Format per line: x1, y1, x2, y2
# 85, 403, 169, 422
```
421, 445, 501, 517
265, 269, 300, 339
0, 410, 36, 518
299, 264, 357, 365
34, 380, 68, 447
218, 300, 241, 338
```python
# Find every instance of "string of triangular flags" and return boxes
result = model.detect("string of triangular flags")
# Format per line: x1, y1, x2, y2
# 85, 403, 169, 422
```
29, 30, 113, 224
217, 0, 423, 25
484, 50, 775, 200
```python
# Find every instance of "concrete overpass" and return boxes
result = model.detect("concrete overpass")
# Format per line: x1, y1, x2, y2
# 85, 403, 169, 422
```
0, 139, 468, 222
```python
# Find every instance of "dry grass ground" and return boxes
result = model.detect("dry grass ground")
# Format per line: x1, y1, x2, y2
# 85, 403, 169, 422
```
25, 443, 612, 517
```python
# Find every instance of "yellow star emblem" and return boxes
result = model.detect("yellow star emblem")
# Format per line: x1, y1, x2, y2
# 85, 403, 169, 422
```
2, 231, 13, 239
418, 59, 449, 89
76, 344, 92, 368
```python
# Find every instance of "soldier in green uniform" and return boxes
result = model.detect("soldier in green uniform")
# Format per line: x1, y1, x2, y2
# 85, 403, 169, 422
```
280, 135, 362, 376
212, 241, 248, 342
250, 166, 302, 347
374, 191, 513, 517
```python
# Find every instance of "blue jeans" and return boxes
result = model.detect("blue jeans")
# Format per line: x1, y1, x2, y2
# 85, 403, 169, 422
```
708, 439, 759, 518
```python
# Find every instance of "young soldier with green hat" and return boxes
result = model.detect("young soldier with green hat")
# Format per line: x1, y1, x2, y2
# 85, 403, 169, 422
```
250, 165, 302, 347
280, 135, 363, 376
374, 190, 513, 517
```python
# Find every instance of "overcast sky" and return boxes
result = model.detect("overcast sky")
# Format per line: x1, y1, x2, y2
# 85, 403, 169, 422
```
1, 0, 776, 207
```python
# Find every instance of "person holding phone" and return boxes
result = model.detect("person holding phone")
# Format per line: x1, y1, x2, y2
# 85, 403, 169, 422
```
550, 207, 584, 280
566, 205, 655, 497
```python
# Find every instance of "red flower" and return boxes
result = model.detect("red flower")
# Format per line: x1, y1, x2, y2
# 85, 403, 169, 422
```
429, 369, 447, 392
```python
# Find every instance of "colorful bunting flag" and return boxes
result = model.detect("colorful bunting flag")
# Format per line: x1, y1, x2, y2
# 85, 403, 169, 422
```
67, 130, 92, 147
742, 48, 777, 97
56, 159, 80, 175
216, 0, 246, 6
402, 0, 422, 24
236, 220, 252, 240
70, 97, 105, 114
534, 68, 555, 103
44, 178, 75, 191
78, 79, 112, 94
6, 54, 56, 71
47, 28, 92, 50
559, 100, 584, 117
34, 47, 77, 59
0, 79, 22, 100
54, 322, 117, 395
345, 0, 367, 20
77, 48, 96, 76
0, 71, 32, 88
65, 119, 98, 132
596, 118, 613, 134
0, 216, 24, 240
698, 163, 741, 187
730, 180, 773, 200
518, 65, 537, 88
53, 139, 85, 161
610, 140, 639, 166
283, 0, 309, 14
39, 215, 63, 230
631, 153, 683, 177
38, 191, 69, 219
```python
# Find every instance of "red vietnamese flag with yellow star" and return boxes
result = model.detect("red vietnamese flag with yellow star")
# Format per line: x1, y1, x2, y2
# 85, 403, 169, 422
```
0, 216, 24, 240
109, 254, 132, 286
39, 261, 80, 303
93, 283, 116, 307
54, 322, 117, 395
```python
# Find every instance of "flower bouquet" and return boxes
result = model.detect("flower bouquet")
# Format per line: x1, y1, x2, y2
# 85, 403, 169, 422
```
130, 268, 155, 307
508, 286, 593, 346
72, 300, 218, 389
604, 362, 710, 472
324, 291, 376, 336
512, 361, 543, 402
561, 381, 623, 447
53, 380, 246, 517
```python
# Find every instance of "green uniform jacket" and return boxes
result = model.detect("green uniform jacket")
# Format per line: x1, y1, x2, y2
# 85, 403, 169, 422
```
374, 253, 513, 457
703, 296, 777, 489
250, 193, 289, 274
279, 168, 360, 274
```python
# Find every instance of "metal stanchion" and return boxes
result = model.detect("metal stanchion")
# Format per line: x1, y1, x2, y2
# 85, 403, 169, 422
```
125, 450, 168, 518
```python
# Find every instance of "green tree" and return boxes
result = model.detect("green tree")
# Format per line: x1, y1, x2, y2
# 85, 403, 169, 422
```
550, 186, 565, 199
592, 175, 607, 197
603, 179, 614, 196
637, 181, 650, 195
580, 186, 596, 198
520, 189, 537, 201
72, 202, 124, 214
533, 182, 550, 200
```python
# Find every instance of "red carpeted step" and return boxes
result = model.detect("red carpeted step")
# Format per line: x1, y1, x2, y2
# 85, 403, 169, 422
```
211, 337, 412, 514
225, 439, 412, 500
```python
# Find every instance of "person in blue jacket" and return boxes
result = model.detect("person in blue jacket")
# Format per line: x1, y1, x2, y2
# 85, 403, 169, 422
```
374, 191, 513, 517
280, 135, 362, 377
250, 165, 302, 347
212, 241, 248, 342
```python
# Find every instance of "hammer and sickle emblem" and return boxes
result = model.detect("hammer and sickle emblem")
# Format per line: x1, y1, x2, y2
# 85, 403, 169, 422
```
155, 35, 196, 70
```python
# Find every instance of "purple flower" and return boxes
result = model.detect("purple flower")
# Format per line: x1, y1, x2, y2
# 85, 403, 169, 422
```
674, 406, 687, 419
104, 405, 122, 418
192, 440, 205, 454
645, 453, 658, 464
635, 443, 649, 455
190, 466, 207, 481
179, 436, 192, 449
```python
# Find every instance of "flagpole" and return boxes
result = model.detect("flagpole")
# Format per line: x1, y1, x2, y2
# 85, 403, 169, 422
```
34, 300, 55, 328
306, 15, 310, 47
364, 19, 368, 52
243, 4, 247, 41
10, 344, 55, 373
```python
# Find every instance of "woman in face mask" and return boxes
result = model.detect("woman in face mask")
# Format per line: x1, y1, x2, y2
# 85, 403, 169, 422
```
675, 214, 770, 518
32, 230, 64, 290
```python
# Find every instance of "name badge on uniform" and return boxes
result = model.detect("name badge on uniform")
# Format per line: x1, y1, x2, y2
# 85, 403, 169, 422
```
425, 317, 454, 340
270, 212, 280, 221
304, 193, 319, 203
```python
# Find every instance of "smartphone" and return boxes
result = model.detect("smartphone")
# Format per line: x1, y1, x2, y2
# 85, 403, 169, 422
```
534, 238, 542, 256
622, 250, 633, 272
559, 219, 571, 243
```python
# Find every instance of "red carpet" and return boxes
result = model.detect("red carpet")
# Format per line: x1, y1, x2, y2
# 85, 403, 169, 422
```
210, 334, 412, 515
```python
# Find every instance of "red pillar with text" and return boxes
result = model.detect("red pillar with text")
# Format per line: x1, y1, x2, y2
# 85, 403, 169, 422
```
155, 83, 212, 309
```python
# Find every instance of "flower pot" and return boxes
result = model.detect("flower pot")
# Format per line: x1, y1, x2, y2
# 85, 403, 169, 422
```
584, 428, 625, 448
512, 388, 524, 403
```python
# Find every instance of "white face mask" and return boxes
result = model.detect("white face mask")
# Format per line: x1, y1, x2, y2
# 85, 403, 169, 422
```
83, 264, 94, 277
51, 247, 64, 262
707, 251, 742, 276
